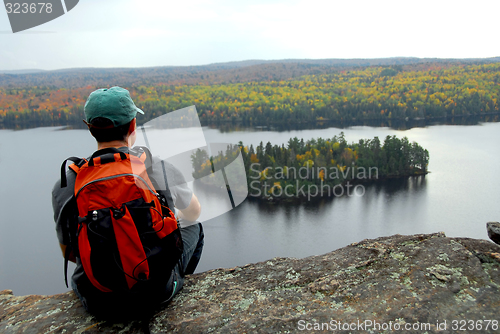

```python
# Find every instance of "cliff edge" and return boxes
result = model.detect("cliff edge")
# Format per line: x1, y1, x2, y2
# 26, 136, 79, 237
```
1, 232, 499, 333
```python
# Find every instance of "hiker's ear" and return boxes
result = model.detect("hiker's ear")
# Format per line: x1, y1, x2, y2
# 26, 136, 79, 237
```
129, 118, 137, 134
83, 119, 91, 130
127, 118, 137, 147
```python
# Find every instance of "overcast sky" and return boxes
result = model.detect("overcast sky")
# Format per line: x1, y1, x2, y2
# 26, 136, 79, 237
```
0, 0, 498, 71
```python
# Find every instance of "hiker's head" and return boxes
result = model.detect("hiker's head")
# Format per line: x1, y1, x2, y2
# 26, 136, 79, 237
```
84, 87, 143, 146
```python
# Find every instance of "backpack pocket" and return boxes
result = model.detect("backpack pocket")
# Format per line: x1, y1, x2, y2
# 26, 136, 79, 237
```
78, 202, 152, 293
110, 204, 150, 289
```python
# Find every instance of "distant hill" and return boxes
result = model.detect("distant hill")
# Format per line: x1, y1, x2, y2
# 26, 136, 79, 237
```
212, 56, 500, 67
0, 69, 46, 75
1, 57, 499, 88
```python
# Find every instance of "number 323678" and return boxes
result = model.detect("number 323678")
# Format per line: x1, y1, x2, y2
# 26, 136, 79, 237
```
451, 320, 498, 331
5, 3, 53, 14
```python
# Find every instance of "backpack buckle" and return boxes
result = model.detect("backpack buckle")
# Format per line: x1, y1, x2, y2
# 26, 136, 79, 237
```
112, 205, 126, 219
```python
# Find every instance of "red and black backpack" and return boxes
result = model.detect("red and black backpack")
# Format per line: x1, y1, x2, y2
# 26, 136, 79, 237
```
60, 147, 183, 295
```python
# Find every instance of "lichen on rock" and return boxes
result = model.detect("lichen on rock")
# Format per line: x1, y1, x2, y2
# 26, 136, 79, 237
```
1, 232, 499, 333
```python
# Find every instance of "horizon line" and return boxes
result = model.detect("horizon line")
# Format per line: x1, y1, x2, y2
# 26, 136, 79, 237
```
1, 56, 499, 74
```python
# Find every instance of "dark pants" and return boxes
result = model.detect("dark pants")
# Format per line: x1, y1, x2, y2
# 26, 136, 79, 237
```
72, 223, 204, 316
163, 222, 204, 302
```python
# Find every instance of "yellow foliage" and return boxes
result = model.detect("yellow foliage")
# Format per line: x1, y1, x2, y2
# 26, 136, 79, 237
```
260, 168, 269, 181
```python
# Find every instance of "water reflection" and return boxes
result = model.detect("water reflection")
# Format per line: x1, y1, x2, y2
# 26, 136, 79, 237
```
196, 175, 428, 218
366, 175, 428, 197
209, 114, 500, 133
3, 113, 499, 131
195, 174, 431, 274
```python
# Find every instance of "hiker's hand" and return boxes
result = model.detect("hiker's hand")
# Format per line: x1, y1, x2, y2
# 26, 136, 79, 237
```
178, 194, 201, 222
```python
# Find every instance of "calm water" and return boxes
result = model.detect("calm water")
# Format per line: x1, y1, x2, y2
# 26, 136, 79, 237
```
1, 123, 499, 295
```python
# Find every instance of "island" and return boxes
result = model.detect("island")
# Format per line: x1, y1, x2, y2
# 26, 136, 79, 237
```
191, 132, 429, 201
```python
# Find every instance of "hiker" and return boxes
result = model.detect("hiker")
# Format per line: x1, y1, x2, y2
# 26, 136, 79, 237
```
52, 86, 203, 317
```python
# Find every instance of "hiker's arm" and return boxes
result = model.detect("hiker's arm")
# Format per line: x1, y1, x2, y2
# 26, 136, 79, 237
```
178, 193, 201, 222
60, 244, 76, 263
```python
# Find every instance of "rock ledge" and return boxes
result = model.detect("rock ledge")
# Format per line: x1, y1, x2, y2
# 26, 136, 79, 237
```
1, 232, 499, 333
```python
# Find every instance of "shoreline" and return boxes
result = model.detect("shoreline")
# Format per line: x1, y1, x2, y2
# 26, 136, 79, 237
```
1, 111, 499, 130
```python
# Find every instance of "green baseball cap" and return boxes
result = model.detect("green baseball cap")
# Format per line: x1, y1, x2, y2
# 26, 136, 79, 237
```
84, 86, 144, 127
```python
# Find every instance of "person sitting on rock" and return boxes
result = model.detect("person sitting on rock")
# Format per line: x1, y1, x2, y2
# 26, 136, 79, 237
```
52, 86, 204, 318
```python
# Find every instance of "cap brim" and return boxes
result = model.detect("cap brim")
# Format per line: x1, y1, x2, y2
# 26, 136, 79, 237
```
136, 107, 144, 115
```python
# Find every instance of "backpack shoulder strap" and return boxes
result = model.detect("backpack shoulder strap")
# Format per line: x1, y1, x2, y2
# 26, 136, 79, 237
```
64, 244, 72, 288
132, 146, 175, 210
131, 146, 153, 172
60, 157, 86, 188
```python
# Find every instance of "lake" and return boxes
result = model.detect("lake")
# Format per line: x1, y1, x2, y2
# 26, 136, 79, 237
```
1, 121, 499, 296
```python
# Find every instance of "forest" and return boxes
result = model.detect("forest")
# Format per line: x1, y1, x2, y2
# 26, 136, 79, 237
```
191, 133, 429, 201
3, 57, 495, 88
1, 61, 499, 128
